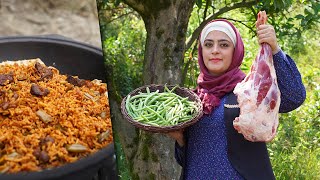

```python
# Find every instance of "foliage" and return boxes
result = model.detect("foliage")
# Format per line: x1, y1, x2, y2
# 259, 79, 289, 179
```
99, 2, 146, 99
267, 27, 320, 178
269, 70, 320, 179
98, 3, 146, 178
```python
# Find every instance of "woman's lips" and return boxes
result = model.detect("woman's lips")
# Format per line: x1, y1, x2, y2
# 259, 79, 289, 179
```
209, 58, 222, 63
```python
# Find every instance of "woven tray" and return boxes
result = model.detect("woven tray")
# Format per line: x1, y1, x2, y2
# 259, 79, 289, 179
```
120, 84, 203, 133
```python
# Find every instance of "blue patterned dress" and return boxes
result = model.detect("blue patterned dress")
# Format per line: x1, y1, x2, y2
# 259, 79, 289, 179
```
174, 50, 306, 179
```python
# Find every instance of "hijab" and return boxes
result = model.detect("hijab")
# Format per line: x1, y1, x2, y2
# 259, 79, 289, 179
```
196, 19, 246, 114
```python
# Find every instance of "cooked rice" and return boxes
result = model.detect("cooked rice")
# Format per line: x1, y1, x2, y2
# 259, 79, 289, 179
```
0, 59, 113, 173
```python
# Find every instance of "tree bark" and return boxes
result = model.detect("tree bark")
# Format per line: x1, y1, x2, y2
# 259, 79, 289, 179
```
113, 0, 195, 179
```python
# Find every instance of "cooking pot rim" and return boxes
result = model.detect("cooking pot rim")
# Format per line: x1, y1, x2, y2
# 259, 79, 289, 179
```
0, 35, 103, 56
0, 143, 115, 178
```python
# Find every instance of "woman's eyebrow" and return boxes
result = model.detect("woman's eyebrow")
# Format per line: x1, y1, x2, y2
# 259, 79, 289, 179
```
218, 39, 231, 43
204, 39, 231, 43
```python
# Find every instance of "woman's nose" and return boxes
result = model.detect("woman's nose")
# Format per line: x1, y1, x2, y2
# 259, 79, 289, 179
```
211, 44, 219, 54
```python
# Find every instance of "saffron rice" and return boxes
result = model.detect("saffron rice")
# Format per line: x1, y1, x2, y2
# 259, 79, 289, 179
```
0, 59, 113, 173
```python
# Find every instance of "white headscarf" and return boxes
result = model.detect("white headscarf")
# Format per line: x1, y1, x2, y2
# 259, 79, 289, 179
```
200, 21, 237, 47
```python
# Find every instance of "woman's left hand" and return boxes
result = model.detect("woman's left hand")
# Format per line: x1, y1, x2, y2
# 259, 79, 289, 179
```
166, 130, 185, 147
256, 24, 281, 54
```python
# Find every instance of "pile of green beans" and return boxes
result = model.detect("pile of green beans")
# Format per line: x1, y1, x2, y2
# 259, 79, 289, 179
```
125, 85, 199, 127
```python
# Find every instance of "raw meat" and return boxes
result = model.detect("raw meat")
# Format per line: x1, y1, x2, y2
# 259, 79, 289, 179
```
233, 11, 281, 142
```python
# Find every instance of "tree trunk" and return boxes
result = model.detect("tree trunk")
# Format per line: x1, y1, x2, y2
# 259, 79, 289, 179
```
112, 0, 195, 179
141, 1, 194, 85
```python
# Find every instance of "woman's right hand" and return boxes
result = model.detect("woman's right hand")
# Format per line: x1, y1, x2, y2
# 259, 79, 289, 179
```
167, 129, 185, 147
256, 11, 280, 54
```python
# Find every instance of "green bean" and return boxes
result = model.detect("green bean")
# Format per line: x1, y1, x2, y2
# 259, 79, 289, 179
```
147, 92, 168, 105
169, 85, 178, 93
164, 84, 170, 92
129, 94, 149, 102
138, 98, 144, 110
144, 90, 159, 105
128, 104, 137, 118
125, 95, 131, 112
124, 85, 200, 127
144, 121, 160, 126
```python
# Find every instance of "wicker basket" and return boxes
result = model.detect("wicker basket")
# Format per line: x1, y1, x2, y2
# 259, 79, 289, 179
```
120, 84, 203, 133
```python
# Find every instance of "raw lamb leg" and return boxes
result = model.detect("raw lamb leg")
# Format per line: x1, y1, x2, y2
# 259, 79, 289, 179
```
233, 11, 281, 142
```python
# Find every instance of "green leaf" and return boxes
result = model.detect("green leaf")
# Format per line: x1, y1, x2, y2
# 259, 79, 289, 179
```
312, 3, 320, 14
264, 0, 271, 6
287, 17, 294, 21
306, 8, 314, 15
115, 0, 121, 6
284, 23, 294, 29
196, 0, 202, 8
273, 0, 281, 10
295, 14, 305, 19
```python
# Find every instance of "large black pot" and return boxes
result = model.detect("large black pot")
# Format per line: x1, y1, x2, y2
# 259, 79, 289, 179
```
0, 35, 118, 180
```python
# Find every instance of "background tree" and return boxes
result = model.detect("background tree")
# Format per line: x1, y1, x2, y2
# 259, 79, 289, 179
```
97, 0, 320, 179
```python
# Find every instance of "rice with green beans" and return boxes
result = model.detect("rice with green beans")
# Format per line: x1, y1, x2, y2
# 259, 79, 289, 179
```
125, 86, 199, 127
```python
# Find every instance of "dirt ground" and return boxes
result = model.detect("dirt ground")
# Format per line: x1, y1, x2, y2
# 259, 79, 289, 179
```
0, 0, 102, 48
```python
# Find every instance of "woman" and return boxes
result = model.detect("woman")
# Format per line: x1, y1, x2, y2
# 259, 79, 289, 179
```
168, 16, 306, 179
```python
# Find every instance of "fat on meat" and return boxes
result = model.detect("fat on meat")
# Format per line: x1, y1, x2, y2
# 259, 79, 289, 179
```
233, 11, 281, 142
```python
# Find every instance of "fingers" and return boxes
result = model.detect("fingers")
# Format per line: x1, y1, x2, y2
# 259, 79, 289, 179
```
166, 130, 185, 146
257, 25, 275, 40
257, 33, 275, 45
255, 11, 280, 54
257, 25, 279, 53
166, 129, 184, 139
257, 25, 274, 38
257, 24, 273, 31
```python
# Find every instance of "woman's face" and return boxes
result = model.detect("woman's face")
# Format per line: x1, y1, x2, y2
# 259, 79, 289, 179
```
202, 30, 234, 76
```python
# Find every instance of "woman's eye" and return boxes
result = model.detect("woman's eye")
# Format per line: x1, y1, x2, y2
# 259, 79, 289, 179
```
204, 42, 213, 47
220, 43, 229, 47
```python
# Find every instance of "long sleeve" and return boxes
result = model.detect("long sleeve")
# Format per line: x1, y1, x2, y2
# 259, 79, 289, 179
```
273, 50, 306, 113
